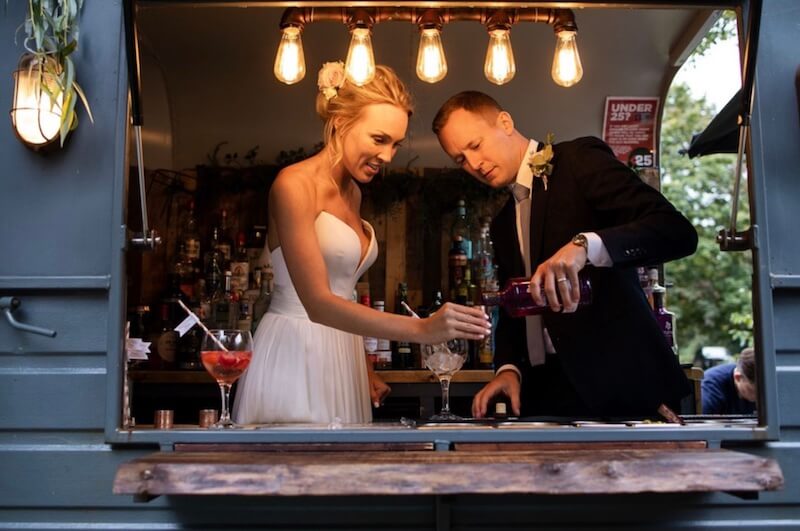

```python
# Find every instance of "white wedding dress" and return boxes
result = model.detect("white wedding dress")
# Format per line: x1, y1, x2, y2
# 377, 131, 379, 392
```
233, 211, 378, 424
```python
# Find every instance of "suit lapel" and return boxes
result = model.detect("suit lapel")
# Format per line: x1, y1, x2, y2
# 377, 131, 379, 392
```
529, 143, 550, 267
496, 196, 525, 278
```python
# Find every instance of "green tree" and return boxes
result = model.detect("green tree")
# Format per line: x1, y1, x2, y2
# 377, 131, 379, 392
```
660, 82, 753, 362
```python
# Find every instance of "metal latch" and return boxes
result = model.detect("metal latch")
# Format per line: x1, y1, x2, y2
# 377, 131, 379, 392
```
0, 297, 57, 337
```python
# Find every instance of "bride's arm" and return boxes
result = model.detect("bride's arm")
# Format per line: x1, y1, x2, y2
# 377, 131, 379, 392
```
270, 171, 490, 345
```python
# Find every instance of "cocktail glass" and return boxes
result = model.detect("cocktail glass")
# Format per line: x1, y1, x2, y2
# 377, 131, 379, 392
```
200, 329, 253, 428
422, 339, 468, 421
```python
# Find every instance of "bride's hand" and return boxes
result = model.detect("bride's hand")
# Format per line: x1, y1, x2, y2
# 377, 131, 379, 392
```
421, 302, 491, 344
367, 368, 391, 408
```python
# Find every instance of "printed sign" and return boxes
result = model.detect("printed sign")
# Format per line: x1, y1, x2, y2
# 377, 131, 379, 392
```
602, 97, 660, 169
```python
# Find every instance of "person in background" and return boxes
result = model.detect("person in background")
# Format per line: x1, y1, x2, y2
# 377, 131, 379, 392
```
701, 347, 757, 415
432, 91, 697, 419
233, 65, 490, 425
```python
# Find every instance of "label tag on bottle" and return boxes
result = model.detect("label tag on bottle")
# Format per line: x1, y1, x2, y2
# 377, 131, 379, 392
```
174, 314, 199, 337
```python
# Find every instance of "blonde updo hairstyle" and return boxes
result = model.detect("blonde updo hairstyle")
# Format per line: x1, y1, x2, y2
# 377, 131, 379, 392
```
316, 65, 413, 166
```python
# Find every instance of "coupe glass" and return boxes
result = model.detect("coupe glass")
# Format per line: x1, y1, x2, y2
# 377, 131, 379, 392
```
200, 329, 253, 428
422, 338, 468, 421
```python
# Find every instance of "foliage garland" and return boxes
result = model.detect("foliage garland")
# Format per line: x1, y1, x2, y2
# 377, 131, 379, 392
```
19, 0, 92, 145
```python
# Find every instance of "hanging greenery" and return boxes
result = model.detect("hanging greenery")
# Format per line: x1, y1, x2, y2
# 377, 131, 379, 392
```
19, 0, 93, 145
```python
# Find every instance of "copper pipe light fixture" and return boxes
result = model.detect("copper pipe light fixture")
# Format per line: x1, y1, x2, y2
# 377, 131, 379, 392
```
274, 7, 583, 88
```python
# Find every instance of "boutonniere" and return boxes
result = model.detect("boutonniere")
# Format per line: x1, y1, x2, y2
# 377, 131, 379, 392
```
528, 132, 555, 191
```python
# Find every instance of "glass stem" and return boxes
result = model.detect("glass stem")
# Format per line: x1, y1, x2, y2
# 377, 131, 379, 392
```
218, 383, 232, 423
439, 377, 452, 414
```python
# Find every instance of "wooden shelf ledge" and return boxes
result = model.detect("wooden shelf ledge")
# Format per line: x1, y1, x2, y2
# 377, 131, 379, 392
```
114, 445, 782, 499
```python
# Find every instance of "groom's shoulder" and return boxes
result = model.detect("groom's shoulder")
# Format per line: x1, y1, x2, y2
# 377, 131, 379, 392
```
555, 136, 611, 153
554, 137, 616, 164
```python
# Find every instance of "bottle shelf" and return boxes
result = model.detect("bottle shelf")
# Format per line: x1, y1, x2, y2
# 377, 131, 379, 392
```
128, 369, 495, 384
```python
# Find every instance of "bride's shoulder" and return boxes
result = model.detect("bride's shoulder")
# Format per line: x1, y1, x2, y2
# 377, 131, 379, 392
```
273, 162, 316, 193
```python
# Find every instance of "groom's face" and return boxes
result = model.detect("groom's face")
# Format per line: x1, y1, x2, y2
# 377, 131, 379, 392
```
436, 108, 518, 189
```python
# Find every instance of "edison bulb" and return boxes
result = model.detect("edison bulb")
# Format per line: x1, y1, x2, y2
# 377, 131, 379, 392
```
416, 28, 447, 83
552, 30, 583, 87
274, 26, 306, 84
484, 29, 516, 85
345, 28, 376, 86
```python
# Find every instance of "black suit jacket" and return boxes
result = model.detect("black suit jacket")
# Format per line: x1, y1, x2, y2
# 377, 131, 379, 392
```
490, 136, 697, 416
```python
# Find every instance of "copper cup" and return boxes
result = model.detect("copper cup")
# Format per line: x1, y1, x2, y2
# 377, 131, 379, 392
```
154, 409, 174, 429
199, 409, 219, 428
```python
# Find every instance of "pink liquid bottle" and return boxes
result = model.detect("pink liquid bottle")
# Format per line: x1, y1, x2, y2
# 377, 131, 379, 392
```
481, 273, 592, 317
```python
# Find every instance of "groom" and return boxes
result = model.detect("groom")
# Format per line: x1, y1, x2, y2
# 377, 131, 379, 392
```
433, 91, 697, 418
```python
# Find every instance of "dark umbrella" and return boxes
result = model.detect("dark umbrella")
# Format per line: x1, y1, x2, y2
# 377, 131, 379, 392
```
687, 88, 742, 158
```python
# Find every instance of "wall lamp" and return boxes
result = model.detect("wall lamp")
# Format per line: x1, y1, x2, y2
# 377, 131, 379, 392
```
274, 7, 583, 87
10, 54, 63, 150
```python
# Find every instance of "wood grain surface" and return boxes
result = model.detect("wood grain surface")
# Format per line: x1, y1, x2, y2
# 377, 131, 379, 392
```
114, 447, 783, 497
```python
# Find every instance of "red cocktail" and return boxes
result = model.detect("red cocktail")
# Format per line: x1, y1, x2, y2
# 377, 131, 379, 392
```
200, 329, 253, 428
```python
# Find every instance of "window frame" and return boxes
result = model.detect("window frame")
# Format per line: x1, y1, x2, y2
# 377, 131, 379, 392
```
105, 0, 779, 446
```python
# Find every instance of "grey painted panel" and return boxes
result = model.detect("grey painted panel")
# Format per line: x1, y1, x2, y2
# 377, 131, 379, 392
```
0, 372, 106, 429
777, 368, 800, 428
756, 3, 800, 275
0, 444, 153, 509
0, 0, 125, 278
773, 292, 800, 353
0, 292, 109, 355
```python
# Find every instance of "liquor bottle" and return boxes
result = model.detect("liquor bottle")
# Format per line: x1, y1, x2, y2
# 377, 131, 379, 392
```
360, 294, 378, 368
482, 273, 593, 317
646, 267, 659, 310
214, 209, 234, 263
451, 198, 473, 260
180, 199, 201, 272
448, 236, 468, 301
128, 305, 150, 368
177, 304, 203, 371
211, 271, 239, 329
392, 283, 414, 369
372, 300, 392, 369
230, 231, 250, 293
252, 268, 272, 330
476, 304, 495, 369
475, 219, 498, 294
455, 266, 471, 305
237, 297, 253, 333
152, 302, 177, 368
246, 225, 268, 286
172, 242, 195, 301
652, 284, 678, 357
204, 243, 224, 302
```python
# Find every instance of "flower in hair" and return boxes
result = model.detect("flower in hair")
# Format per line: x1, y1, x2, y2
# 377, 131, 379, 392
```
318, 61, 346, 101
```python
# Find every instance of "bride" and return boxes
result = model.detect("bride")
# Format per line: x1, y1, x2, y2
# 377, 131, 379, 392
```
233, 63, 491, 424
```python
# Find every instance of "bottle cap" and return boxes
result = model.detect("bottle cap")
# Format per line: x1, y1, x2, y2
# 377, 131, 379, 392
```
494, 402, 507, 417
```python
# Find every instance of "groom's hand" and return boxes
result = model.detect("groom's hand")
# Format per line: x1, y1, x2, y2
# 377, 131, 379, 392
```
472, 370, 521, 418
530, 242, 588, 313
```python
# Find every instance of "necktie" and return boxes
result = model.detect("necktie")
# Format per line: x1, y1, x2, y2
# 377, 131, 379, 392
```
511, 182, 530, 203
512, 182, 546, 367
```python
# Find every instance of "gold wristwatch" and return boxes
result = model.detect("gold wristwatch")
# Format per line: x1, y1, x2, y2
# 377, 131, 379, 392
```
572, 233, 589, 260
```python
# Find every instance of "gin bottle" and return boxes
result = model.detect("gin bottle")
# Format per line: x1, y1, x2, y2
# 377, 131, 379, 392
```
482, 273, 592, 317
